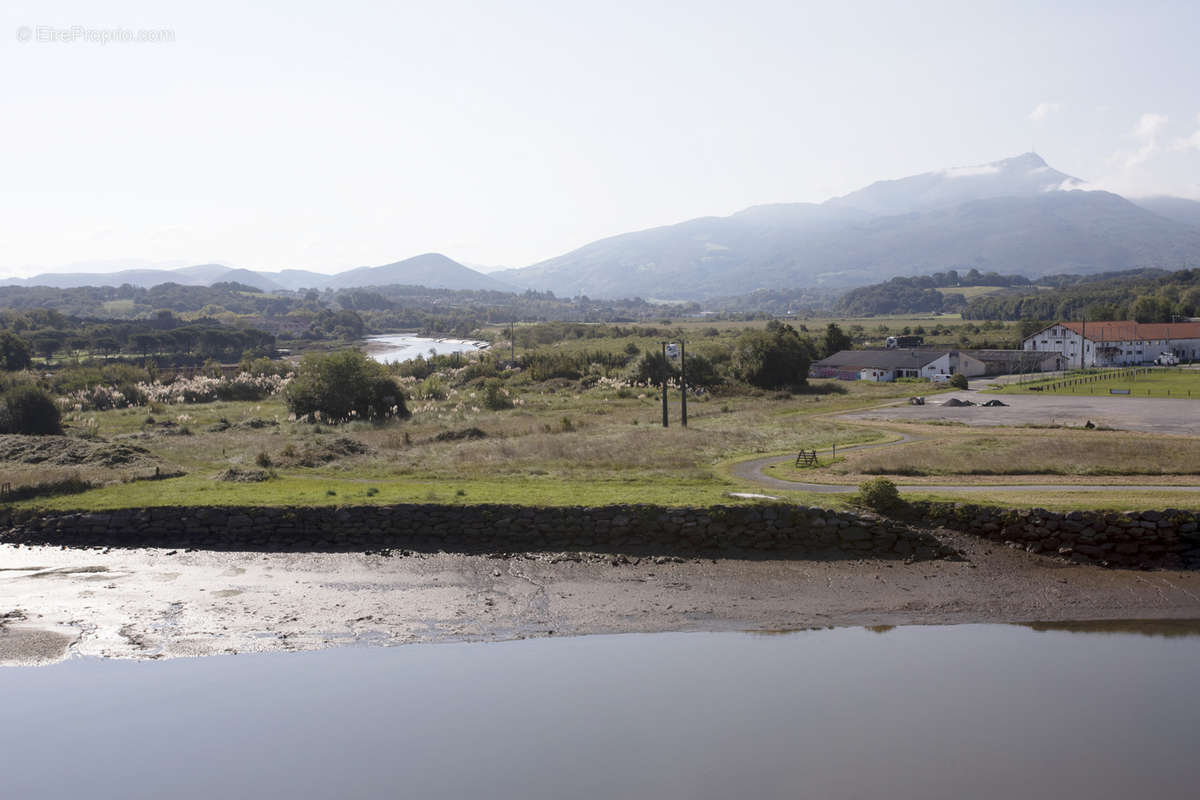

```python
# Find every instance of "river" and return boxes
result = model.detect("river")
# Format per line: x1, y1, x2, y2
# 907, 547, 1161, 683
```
2, 622, 1198, 799
366, 333, 487, 364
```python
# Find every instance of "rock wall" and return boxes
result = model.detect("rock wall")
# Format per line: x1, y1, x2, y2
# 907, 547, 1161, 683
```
0, 504, 952, 561
910, 502, 1200, 570
3, 502, 1196, 569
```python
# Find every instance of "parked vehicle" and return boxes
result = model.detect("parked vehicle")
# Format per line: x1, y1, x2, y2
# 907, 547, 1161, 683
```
885, 335, 925, 349
1154, 352, 1180, 366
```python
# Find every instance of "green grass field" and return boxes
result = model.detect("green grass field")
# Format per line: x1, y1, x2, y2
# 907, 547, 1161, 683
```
992, 367, 1200, 398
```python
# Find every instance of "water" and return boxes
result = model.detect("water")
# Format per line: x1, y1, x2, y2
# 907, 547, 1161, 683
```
366, 333, 486, 364
2, 623, 1198, 799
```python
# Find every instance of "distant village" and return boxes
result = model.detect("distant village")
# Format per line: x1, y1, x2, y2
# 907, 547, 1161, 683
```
811, 320, 1200, 383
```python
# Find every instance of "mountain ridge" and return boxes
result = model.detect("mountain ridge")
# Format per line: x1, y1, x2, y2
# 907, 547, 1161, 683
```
497, 153, 1200, 298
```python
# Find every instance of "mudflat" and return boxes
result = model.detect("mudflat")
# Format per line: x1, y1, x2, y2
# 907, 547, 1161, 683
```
4, 528, 1199, 664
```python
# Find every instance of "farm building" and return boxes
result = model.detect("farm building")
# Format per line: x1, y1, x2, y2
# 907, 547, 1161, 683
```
1022, 321, 1200, 367
810, 349, 956, 382
962, 349, 1063, 376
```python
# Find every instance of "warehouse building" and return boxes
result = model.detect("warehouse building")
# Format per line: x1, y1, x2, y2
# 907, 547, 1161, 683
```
810, 349, 959, 382
1022, 321, 1200, 367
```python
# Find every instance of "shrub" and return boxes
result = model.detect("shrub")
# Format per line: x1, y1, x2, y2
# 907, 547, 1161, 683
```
949, 373, 969, 390
0, 332, 33, 371
482, 379, 513, 410
0, 385, 63, 435
286, 350, 409, 423
852, 477, 903, 513
731, 323, 813, 390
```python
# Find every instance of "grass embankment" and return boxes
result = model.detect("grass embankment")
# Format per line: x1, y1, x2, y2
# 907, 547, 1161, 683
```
800, 428, 1200, 480
991, 367, 1200, 398
10, 379, 908, 512
905, 489, 1200, 513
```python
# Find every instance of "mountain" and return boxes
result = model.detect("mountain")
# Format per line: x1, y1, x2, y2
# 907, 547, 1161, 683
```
1131, 196, 1200, 229
7, 265, 232, 289
825, 152, 1079, 216
322, 253, 513, 292
3, 254, 508, 293
500, 153, 1200, 299
218, 269, 285, 292
267, 269, 333, 291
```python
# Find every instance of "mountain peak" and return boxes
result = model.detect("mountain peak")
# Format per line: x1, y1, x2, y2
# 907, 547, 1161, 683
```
1007, 151, 1047, 168
825, 152, 1077, 216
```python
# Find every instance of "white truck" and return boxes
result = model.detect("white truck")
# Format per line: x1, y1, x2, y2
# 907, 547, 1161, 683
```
1154, 352, 1180, 366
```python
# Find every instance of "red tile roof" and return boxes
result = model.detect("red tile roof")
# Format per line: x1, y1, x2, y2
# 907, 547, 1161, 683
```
1060, 321, 1200, 342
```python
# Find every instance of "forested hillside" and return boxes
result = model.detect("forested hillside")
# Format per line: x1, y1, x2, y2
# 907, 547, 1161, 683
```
964, 269, 1200, 322
835, 269, 1033, 315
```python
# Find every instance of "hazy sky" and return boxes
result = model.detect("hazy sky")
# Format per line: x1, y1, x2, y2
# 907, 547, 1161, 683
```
3, 0, 1199, 277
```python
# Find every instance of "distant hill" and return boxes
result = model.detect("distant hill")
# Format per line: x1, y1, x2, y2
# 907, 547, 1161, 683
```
321, 253, 513, 292
499, 153, 1200, 299
3, 253, 508, 294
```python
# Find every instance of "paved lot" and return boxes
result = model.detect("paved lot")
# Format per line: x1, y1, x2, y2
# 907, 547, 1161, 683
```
842, 392, 1200, 436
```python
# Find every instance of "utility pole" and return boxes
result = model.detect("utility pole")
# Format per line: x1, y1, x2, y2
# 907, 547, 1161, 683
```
510, 318, 515, 366
1080, 316, 1085, 372
679, 340, 687, 427
661, 341, 669, 428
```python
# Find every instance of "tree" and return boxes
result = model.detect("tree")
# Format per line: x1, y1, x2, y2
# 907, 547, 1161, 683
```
94, 337, 120, 359
820, 323, 852, 358
632, 350, 677, 386
732, 323, 813, 390
0, 385, 62, 435
0, 332, 32, 371
132, 333, 159, 359
949, 373, 969, 389
33, 335, 62, 363
285, 349, 409, 423
1131, 295, 1171, 323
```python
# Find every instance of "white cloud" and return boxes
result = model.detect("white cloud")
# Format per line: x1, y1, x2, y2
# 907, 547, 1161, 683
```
1172, 112, 1200, 152
1123, 112, 1169, 168
1134, 112, 1169, 139
1028, 102, 1060, 122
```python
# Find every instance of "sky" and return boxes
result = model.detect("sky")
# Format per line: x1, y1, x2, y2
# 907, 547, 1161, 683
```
3, 0, 1200, 278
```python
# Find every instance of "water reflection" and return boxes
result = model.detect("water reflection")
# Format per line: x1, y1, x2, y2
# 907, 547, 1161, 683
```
366, 333, 485, 364
1019, 618, 1200, 638
1, 625, 1197, 800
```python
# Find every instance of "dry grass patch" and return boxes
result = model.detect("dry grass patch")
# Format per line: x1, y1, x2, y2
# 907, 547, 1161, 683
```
830, 429, 1200, 477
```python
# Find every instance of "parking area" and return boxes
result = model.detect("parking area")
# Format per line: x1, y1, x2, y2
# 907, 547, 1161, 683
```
842, 392, 1200, 436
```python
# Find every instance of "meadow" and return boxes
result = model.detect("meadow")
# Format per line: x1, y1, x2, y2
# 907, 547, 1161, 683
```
992, 367, 1200, 398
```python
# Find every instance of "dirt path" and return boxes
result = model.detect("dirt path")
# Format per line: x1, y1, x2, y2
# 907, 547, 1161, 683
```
732, 399, 1200, 495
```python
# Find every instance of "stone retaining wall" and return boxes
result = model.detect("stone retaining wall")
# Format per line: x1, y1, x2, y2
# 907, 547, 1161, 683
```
0, 504, 952, 561
3, 502, 1197, 569
910, 502, 1200, 569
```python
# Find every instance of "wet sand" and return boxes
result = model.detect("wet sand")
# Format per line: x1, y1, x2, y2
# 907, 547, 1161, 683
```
4, 529, 1200, 664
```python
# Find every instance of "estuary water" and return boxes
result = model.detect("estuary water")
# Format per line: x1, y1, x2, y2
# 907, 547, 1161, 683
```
2, 622, 1198, 799
366, 333, 487, 364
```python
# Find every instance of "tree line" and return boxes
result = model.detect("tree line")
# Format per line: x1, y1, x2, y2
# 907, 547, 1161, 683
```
964, 269, 1200, 322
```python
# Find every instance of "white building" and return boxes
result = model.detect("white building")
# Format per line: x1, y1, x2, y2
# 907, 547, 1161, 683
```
1023, 321, 1200, 367
810, 349, 954, 382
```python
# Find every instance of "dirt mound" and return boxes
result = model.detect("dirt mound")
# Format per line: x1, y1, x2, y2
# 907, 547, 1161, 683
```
942, 398, 976, 407
215, 467, 274, 482
277, 436, 371, 467
0, 435, 155, 469
236, 418, 278, 430
981, 399, 1008, 407
435, 427, 487, 442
